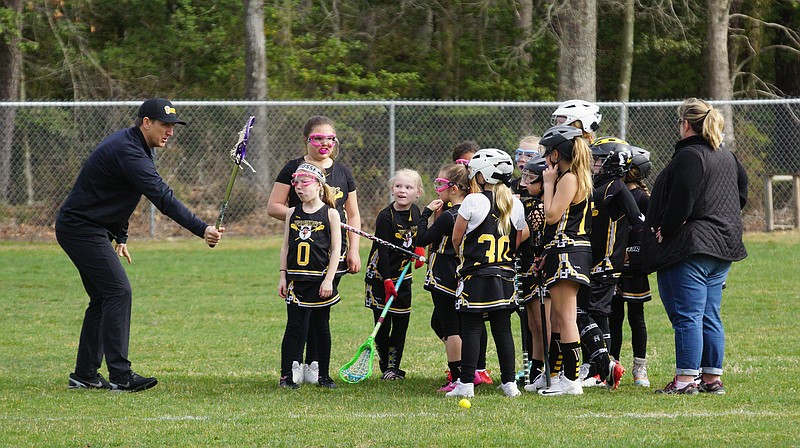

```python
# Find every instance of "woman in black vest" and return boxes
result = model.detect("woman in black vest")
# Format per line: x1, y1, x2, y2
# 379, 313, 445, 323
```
643, 98, 748, 395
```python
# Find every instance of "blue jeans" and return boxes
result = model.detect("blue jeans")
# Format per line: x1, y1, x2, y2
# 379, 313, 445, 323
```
657, 255, 731, 377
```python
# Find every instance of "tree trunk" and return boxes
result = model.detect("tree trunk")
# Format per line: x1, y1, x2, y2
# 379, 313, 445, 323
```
515, 0, 533, 64
705, 0, 735, 148
244, 0, 267, 100
617, 0, 635, 101
243, 0, 270, 191
437, 0, 456, 99
555, 0, 597, 101
0, 0, 23, 204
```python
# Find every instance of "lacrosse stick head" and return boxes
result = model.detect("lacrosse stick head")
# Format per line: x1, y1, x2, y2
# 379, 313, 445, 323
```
230, 116, 256, 170
339, 337, 376, 383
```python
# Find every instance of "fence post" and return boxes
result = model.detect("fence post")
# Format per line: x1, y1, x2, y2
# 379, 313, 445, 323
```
389, 101, 396, 176
794, 175, 800, 229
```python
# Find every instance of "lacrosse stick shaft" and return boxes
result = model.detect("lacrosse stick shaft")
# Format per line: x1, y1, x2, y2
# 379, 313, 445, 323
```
340, 223, 426, 262
539, 278, 551, 388
369, 262, 412, 338
208, 165, 238, 248
209, 116, 255, 248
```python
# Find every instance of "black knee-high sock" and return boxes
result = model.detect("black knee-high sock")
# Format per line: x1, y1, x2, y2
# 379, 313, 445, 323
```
578, 311, 611, 379
549, 332, 562, 374
561, 341, 581, 381
531, 359, 545, 375
448, 360, 461, 380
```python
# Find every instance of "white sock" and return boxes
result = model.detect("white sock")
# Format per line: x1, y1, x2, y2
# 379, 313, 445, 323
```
674, 380, 692, 390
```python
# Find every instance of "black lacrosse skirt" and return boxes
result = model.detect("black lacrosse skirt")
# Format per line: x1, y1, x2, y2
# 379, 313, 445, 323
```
456, 274, 516, 313
542, 249, 592, 289
285, 280, 340, 308
616, 274, 652, 303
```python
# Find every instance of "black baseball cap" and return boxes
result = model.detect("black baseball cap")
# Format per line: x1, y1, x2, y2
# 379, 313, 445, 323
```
137, 98, 187, 125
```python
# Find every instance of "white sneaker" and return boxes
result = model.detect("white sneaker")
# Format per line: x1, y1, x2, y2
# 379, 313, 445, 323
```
445, 379, 475, 397
578, 363, 591, 381
539, 372, 583, 396
524, 372, 548, 392
303, 361, 319, 385
581, 374, 604, 387
499, 381, 521, 397
633, 357, 650, 387
291, 361, 304, 385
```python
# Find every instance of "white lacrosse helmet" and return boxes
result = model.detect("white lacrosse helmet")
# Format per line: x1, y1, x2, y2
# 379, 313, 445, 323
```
551, 99, 602, 134
468, 148, 514, 185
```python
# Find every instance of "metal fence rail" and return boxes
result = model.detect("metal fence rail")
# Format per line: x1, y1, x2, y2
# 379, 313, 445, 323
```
1, 99, 798, 240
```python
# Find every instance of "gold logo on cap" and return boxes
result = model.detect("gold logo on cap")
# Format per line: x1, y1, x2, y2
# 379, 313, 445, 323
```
163, 105, 176, 115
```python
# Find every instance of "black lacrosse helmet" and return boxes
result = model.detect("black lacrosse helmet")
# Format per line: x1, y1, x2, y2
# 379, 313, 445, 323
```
540, 125, 584, 162
628, 146, 651, 179
522, 156, 548, 184
590, 136, 632, 178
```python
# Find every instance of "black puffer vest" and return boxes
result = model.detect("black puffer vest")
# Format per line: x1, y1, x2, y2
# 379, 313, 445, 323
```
642, 136, 747, 273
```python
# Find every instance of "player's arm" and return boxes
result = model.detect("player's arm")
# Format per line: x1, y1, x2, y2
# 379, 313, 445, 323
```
278, 208, 293, 299
267, 182, 292, 221
344, 190, 362, 273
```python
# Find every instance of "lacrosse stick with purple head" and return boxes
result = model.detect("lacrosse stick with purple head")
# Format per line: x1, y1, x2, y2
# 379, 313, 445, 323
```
210, 116, 256, 247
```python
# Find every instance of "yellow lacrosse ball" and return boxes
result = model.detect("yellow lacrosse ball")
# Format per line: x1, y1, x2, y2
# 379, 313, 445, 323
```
458, 398, 471, 409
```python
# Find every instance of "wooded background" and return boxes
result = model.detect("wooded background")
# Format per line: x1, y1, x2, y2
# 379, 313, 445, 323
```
1, 0, 799, 103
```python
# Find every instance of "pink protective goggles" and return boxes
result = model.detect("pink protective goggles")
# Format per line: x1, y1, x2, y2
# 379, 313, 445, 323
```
290, 173, 318, 187
433, 177, 455, 192
307, 133, 338, 147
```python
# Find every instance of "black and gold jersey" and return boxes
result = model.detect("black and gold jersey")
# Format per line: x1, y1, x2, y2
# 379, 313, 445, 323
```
591, 178, 644, 276
365, 203, 421, 286
518, 195, 545, 279
286, 205, 333, 281
458, 191, 517, 278
542, 196, 592, 254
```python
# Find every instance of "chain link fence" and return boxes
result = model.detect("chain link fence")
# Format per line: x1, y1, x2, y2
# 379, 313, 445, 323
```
1, 99, 798, 241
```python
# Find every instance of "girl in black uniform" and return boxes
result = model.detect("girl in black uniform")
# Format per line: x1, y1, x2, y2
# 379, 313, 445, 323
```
365, 169, 424, 380
517, 157, 554, 392
278, 163, 342, 389
577, 137, 643, 390
610, 147, 652, 387
537, 125, 595, 397
446, 149, 529, 398
416, 163, 471, 391
268, 116, 362, 385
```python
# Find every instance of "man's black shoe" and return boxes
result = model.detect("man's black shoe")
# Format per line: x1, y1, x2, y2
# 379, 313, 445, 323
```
68, 372, 114, 390
110, 371, 158, 392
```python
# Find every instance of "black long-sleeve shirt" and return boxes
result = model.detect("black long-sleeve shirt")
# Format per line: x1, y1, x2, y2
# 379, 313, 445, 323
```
57, 126, 207, 243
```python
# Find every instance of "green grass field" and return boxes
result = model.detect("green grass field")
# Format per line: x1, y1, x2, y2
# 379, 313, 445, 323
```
1, 231, 799, 447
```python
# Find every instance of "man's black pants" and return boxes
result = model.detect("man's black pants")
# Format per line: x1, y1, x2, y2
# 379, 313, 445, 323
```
56, 226, 132, 379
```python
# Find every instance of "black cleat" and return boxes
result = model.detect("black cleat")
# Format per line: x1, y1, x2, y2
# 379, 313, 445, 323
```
109, 371, 158, 392
279, 375, 300, 389
68, 372, 114, 390
317, 376, 337, 389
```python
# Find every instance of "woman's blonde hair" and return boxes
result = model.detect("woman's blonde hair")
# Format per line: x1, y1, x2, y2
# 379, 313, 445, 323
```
389, 169, 424, 195
568, 137, 594, 201
678, 98, 725, 150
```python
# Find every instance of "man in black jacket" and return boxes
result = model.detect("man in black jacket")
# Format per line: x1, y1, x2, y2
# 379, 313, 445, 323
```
56, 98, 223, 392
